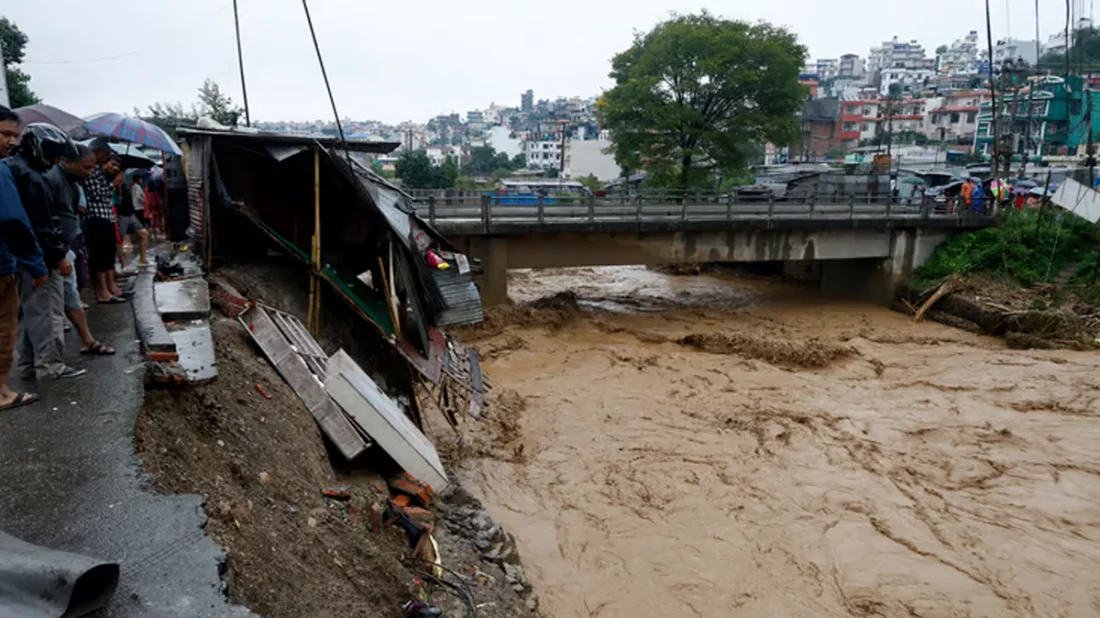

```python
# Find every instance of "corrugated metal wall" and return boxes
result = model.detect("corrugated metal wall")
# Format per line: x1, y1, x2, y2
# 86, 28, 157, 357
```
183, 139, 208, 248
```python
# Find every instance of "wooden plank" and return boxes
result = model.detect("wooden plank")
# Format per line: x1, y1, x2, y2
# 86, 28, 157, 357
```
325, 350, 448, 491
239, 305, 368, 460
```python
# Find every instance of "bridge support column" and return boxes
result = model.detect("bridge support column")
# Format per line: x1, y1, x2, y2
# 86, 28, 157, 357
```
470, 237, 509, 306
819, 229, 954, 304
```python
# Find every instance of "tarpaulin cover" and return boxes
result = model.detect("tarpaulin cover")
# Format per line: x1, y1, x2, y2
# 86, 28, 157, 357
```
0, 530, 119, 618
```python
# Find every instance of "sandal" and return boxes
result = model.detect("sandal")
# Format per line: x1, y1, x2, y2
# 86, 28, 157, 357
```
97, 296, 127, 304
81, 341, 116, 355
0, 392, 39, 412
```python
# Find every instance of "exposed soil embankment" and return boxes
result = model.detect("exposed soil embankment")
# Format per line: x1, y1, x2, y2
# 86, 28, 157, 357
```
907, 276, 1100, 351
136, 314, 533, 617
453, 266, 1100, 618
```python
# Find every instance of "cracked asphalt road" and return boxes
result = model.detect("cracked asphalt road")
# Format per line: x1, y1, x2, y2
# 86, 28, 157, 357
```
0, 297, 252, 617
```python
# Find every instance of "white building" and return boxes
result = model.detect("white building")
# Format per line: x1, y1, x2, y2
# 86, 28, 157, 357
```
425, 145, 462, 167
487, 126, 523, 158
565, 138, 621, 182
994, 39, 1039, 67
526, 139, 563, 170
816, 58, 839, 80
937, 30, 980, 74
868, 37, 928, 76
879, 68, 934, 96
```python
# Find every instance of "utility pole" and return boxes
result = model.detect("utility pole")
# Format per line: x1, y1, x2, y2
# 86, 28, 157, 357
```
232, 0, 251, 127
558, 120, 568, 177
986, 0, 1001, 184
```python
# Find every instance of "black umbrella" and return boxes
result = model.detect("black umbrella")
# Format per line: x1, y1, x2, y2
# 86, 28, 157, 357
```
14, 104, 89, 139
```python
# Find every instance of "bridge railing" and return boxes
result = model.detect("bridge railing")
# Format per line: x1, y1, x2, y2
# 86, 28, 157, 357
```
410, 190, 989, 231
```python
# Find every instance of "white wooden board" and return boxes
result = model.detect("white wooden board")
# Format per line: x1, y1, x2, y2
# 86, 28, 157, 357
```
324, 349, 449, 491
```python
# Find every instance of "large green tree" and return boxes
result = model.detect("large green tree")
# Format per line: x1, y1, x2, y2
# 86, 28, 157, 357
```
1, 17, 40, 107
599, 12, 806, 190
463, 145, 517, 175
197, 79, 242, 127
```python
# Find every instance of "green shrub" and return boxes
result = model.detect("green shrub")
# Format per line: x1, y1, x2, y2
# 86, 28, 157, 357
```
914, 209, 1099, 290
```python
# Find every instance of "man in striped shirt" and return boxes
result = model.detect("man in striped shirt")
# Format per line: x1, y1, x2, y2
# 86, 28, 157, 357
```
81, 139, 124, 303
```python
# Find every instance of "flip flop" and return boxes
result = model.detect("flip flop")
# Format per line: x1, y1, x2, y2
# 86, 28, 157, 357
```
0, 392, 39, 412
81, 341, 116, 356
97, 296, 127, 305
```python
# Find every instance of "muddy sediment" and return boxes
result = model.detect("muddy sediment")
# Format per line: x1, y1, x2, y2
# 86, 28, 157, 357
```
454, 266, 1100, 618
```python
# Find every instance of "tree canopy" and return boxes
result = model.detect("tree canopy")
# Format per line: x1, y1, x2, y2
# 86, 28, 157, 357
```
1, 18, 40, 108
463, 145, 516, 175
394, 151, 459, 189
598, 12, 807, 190
141, 79, 242, 137
197, 79, 243, 127
1039, 27, 1100, 70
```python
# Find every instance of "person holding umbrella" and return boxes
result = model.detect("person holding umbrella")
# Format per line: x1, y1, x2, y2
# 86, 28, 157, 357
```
0, 106, 49, 410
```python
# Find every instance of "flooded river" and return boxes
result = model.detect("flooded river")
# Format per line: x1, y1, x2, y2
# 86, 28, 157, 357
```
455, 266, 1100, 618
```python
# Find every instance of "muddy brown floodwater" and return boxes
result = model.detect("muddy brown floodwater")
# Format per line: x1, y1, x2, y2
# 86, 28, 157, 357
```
455, 266, 1100, 618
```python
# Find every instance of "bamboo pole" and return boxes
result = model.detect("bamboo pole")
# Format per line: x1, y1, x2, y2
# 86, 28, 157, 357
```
308, 147, 322, 335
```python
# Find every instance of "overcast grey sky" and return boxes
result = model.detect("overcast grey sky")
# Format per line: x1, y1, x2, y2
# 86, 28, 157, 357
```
4, 0, 1087, 124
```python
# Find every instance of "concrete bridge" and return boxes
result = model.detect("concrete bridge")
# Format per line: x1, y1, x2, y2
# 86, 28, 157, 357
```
412, 193, 994, 305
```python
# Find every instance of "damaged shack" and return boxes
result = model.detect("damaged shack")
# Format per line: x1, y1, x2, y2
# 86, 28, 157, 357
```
177, 128, 486, 473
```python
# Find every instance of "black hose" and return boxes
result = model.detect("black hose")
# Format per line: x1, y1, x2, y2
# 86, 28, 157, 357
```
416, 557, 477, 606
422, 573, 476, 618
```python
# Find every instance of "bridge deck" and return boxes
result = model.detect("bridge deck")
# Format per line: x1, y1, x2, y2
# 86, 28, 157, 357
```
413, 199, 996, 236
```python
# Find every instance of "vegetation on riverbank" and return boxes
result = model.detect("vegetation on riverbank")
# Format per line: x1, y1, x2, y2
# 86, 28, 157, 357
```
915, 208, 1100, 295
910, 208, 1100, 349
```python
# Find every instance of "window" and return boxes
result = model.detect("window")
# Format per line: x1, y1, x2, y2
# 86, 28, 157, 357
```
966, 112, 976, 123
862, 123, 871, 131
542, 152, 549, 159
843, 122, 858, 131
950, 113, 960, 123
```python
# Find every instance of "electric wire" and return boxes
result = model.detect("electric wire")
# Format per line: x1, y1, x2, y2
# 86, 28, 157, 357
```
24, 2, 232, 65
300, 0, 353, 170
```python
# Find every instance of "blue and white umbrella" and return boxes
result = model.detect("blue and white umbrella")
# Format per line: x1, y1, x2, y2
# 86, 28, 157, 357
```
82, 112, 181, 155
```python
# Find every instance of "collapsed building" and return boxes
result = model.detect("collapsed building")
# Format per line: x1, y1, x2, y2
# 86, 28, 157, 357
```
176, 127, 486, 471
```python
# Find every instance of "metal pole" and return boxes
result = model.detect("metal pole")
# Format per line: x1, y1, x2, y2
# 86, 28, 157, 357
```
309, 147, 321, 335
986, 0, 1000, 183
233, 0, 251, 127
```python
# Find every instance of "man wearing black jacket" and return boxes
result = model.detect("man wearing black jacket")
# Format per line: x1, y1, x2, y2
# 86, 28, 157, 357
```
5, 123, 84, 381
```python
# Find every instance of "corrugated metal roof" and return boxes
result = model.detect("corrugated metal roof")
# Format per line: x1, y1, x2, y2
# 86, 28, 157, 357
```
433, 267, 483, 326
178, 127, 401, 154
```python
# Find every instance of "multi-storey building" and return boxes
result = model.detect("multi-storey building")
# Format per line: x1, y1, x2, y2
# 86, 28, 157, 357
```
838, 54, 865, 79
974, 75, 1100, 159
868, 37, 928, 76
937, 31, 980, 74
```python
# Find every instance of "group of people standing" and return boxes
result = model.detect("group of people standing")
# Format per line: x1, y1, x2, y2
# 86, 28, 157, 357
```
0, 105, 161, 411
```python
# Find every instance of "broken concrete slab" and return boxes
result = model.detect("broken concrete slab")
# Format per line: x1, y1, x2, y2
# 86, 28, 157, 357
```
324, 349, 449, 492
166, 321, 218, 383
239, 305, 369, 460
132, 272, 178, 360
155, 278, 211, 321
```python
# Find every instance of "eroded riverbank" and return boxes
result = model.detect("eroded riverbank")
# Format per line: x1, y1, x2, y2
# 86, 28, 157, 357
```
454, 267, 1100, 617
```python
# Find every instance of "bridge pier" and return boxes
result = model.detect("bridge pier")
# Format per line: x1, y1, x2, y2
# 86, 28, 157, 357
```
814, 228, 954, 303
468, 237, 509, 306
